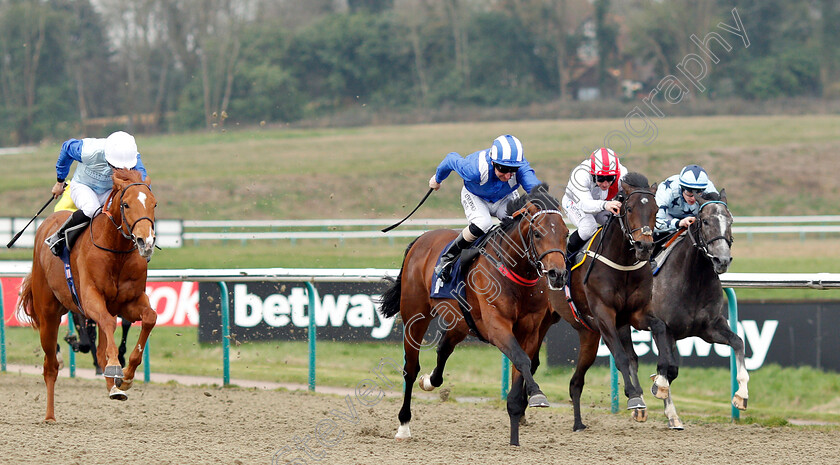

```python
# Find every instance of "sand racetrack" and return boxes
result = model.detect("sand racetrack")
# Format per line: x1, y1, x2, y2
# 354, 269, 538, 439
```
1, 372, 838, 465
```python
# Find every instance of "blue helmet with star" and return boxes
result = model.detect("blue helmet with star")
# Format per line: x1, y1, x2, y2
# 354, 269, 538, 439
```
678, 164, 710, 190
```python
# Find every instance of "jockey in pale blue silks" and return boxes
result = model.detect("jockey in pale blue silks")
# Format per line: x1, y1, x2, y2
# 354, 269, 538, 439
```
429, 134, 542, 281
45, 131, 148, 256
654, 164, 718, 238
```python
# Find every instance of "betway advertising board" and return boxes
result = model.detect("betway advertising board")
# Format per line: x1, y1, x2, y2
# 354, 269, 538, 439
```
196, 279, 840, 371
546, 301, 840, 371
198, 281, 399, 343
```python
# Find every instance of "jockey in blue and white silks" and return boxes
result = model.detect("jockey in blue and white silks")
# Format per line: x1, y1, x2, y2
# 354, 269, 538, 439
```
429, 134, 541, 281
654, 164, 718, 235
45, 131, 148, 256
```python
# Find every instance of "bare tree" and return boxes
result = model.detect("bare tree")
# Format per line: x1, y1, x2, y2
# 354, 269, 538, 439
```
395, 0, 432, 103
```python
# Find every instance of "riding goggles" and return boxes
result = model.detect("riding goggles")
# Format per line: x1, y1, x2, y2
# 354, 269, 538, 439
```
494, 163, 518, 174
594, 175, 616, 183
683, 187, 704, 196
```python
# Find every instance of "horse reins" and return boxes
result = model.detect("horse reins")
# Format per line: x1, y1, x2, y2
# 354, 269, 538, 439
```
92, 182, 155, 254
582, 189, 654, 284
484, 207, 566, 286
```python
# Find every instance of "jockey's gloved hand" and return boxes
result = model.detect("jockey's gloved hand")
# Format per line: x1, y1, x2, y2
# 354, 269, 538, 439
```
429, 175, 441, 191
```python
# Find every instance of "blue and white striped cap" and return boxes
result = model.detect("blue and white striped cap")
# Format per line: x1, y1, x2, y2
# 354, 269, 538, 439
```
489, 135, 526, 167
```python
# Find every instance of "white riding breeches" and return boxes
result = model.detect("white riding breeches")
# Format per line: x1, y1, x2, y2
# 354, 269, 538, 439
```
562, 196, 612, 241
70, 182, 112, 218
461, 187, 519, 235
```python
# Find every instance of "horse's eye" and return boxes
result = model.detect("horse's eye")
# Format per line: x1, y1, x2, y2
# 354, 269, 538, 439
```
626, 206, 632, 213
534, 231, 542, 239
702, 219, 708, 225
122, 203, 129, 209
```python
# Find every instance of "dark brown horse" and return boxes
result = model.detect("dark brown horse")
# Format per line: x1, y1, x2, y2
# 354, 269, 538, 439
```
379, 184, 568, 446
648, 191, 743, 429
18, 169, 158, 421
549, 173, 677, 431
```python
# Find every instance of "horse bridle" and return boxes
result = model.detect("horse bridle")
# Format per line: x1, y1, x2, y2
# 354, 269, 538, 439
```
615, 189, 655, 247
687, 200, 733, 260
93, 182, 156, 254
525, 209, 566, 276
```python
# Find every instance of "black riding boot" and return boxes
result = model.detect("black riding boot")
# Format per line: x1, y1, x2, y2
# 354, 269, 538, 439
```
434, 232, 473, 283
566, 230, 586, 264
44, 209, 89, 256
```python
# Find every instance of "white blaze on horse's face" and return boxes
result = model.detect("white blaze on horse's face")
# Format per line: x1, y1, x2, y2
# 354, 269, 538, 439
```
124, 186, 156, 262
704, 205, 733, 273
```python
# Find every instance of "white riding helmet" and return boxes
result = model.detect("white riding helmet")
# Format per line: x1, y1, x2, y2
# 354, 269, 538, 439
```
104, 131, 139, 169
678, 164, 710, 190
588, 147, 620, 176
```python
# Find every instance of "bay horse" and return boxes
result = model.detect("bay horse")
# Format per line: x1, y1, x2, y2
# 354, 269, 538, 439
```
648, 190, 743, 429
548, 172, 677, 432
17, 168, 158, 421
379, 184, 568, 446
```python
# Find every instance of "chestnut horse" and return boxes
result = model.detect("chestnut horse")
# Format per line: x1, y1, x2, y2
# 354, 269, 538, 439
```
548, 173, 677, 431
18, 169, 158, 421
649, 190, 743, 429
379, 184, 568, 446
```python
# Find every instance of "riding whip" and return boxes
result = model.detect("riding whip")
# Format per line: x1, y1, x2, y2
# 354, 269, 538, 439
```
6, 194, 56, 248
381, 188, 434, 233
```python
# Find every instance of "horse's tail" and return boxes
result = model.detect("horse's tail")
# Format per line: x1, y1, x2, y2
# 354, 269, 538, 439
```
378, 237, 419, 319
17, 273, 39, 329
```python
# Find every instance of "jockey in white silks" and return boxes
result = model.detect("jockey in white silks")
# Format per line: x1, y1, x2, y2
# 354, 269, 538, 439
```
561, 147, 628, 259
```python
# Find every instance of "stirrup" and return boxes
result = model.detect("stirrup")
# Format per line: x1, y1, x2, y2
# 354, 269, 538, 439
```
435, 256, 455, 282
44, 234, 65, 257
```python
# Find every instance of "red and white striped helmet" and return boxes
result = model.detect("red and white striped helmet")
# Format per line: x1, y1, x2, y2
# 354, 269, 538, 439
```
588, 147, 619, 176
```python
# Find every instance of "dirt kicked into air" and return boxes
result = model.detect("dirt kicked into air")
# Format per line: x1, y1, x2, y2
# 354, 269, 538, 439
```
1, 373, 837, 465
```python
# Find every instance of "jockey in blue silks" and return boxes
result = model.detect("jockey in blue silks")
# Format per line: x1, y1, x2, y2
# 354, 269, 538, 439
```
654, 164, 718, 238
429, 134, 541, 282
44, 131, 148, 256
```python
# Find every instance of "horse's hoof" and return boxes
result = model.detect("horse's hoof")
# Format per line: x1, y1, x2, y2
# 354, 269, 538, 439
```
732, 395, 748, 410
44, 417, 57, 424
668, 418, 685, 430
651, 382, 670, 400
528, 393, 549, 408
109, 386, 128, 401
395, 424, 411, 441
632, 408, 648, 423
573, 423, 587, 432
650, 374, 670, 400
418, 374, 435, 392
627, 396, 646, 410
104, 365, 124, 379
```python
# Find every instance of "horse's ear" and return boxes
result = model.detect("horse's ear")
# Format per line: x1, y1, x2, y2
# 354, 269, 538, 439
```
143, 175, 152, 187
719, 188, 726, 203
649, 182, 657, 192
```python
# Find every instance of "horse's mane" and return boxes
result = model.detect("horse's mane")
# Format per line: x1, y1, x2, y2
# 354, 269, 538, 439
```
500, 184, 559, 233
112, 168, 142, 184
622, 172, 649, 189
700, 191, 722, 202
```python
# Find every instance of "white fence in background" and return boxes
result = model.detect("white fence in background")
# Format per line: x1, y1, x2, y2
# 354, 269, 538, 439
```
4, 215, 840, 248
